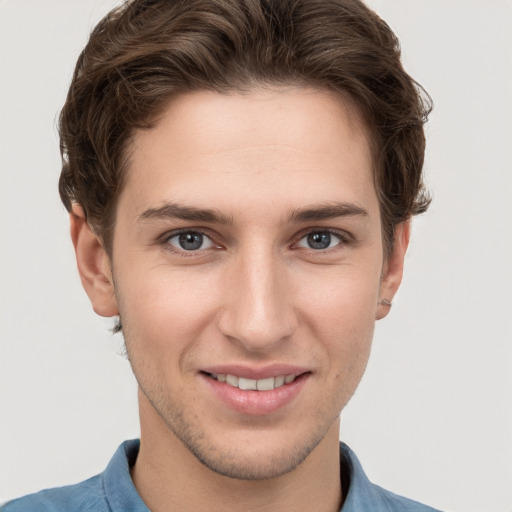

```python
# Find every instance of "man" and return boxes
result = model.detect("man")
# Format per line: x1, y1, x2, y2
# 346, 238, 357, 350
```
2, 0, 439, 511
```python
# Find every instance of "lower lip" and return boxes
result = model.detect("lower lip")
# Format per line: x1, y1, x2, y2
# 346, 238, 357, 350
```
201, 373, 309, 415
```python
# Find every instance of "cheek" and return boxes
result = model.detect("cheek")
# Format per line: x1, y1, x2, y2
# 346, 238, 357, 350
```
296, 264, 379, 367
298, 260, 380, 318
115, 266, 222, 357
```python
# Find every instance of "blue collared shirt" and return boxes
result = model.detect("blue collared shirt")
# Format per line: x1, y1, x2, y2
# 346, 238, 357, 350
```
2, 440, 441, 511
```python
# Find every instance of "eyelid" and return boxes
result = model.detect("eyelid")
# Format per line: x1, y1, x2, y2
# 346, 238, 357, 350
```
292, 228, 353, 250
157, 226, 354, 256
160, 228, 222, 255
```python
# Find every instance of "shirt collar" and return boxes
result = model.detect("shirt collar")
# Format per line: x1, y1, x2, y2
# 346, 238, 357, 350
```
339, 442, 389, 511
102, 439, 149, 512
102, 439, 383, 512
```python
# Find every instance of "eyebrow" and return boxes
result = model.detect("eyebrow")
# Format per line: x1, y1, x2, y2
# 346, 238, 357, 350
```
138, 202, 233, 224
287, 202, 369, 223
137, 201, 369, 225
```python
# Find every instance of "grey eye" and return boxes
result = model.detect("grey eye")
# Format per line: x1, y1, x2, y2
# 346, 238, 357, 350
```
297, 231, 342, 250
167, 232, 214, 251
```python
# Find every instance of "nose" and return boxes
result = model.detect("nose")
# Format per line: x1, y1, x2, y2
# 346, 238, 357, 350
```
217, 247, 298, 353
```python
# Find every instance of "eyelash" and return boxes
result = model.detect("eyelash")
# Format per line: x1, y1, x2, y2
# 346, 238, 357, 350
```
160, 228, 353, 257
293, 228, 351, 252
161, 228, 219, 257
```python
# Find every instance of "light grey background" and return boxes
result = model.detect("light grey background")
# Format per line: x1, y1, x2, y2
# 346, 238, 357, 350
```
1, 1, 511, 511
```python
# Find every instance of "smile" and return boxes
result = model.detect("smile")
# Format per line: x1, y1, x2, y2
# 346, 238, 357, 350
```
208, 373, 298, 391
201, 369, 310, 415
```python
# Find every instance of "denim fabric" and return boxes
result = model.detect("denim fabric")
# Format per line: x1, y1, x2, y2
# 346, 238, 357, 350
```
2, 440, 441, 511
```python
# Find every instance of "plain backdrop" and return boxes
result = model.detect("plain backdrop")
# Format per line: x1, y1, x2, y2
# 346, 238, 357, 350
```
1, 1, 511, 511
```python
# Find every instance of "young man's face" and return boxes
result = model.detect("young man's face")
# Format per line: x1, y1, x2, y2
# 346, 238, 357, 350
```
76, 87, 407, 480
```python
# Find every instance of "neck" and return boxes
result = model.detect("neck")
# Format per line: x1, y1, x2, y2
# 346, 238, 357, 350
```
131, 394, 342, 512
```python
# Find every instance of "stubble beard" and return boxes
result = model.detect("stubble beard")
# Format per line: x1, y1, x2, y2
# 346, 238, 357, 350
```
135, 376, 332, 481
120, 311, 353, 482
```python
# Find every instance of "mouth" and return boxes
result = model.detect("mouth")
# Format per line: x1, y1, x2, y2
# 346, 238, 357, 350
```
205, 372, 300, 391
200, 368, 310, 415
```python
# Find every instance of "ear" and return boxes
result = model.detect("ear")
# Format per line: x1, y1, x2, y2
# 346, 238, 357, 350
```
376, 221, 410, 320
70, 204, 119, 317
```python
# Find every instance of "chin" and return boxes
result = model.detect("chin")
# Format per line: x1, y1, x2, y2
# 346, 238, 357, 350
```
186, 437, 321, 480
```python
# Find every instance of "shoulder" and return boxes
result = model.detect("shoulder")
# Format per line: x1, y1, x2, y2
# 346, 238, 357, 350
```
371, 484, 442, 512
339, 443, 443, 512
1, 440, 143, 512
1, 475, 108, 512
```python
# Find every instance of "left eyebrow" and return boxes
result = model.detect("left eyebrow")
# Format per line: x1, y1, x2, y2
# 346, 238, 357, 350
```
287, 202, 369, 223
137, 202, 233, 224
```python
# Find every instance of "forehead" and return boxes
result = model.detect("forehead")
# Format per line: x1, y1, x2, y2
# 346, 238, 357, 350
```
121, 87, 378, 224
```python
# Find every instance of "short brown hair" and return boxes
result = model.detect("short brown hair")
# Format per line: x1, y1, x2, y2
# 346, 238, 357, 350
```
59, 0, 432, 256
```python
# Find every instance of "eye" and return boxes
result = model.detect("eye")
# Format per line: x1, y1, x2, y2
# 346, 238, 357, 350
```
296, 231, 343, 250
166, 231, 216, 251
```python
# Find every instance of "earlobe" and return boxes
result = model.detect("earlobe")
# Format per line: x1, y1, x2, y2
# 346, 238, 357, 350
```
376, 221, 411, 320
70, 204, 119, 317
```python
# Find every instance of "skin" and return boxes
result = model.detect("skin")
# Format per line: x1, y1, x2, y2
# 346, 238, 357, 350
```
71, 87, 409, 512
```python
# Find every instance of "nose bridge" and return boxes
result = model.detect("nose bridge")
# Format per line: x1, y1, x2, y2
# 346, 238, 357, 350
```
219, 243, 297, 351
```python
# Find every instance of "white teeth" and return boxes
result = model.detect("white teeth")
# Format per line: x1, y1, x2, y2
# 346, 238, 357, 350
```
226, 374, 239, 387
211, 373, 298, 390
274, 375, 285, 387
256, 377, 275, 391
238, 377, 257, 390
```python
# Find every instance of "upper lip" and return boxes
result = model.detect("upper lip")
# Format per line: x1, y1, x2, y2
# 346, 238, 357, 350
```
200, 364, 310, 380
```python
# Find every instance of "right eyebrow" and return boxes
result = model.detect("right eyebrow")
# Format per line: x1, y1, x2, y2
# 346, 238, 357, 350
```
287, 202, 369, 223
137, 202, 233, 224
